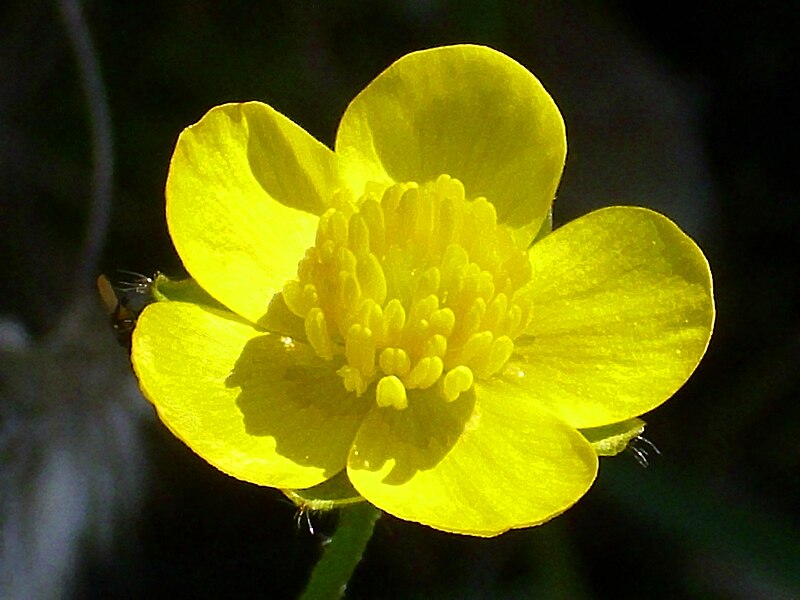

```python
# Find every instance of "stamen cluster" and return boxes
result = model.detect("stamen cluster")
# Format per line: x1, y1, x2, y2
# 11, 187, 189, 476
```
283, 174, 534, 409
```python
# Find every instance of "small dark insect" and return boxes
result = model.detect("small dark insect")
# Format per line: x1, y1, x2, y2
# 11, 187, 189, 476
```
96, 271, 156, 348
627, 435, 661, 468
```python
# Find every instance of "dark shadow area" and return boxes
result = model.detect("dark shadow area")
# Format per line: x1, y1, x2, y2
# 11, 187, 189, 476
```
349, 385, 475, 485
227, 332, 370, 478
244, 102, 334, 216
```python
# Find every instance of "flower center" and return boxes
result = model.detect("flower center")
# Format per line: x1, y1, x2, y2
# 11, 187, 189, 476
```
282, 174, 534, 409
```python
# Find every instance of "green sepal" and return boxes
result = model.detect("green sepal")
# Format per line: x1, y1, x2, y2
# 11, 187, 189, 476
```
283, 470, 366, 513
151, 273, 225, 310
580, 418, 645, 457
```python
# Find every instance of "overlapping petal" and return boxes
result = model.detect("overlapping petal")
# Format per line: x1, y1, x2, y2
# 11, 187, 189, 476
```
513, 206, 715, 429
166, 102, 338, 325
336, 45, 565, 238
132, 301, 369, 489
346, 382, 597, 536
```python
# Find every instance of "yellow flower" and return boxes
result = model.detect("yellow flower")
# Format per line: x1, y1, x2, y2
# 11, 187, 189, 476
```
132, 45, 714, 536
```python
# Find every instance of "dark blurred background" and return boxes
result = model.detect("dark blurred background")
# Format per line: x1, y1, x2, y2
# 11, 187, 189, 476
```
1, 1, 798, 598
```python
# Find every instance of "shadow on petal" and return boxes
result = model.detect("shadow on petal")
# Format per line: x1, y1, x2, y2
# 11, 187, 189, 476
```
226, 334, 370, 479
348, 385, 476, 485
243, 102, 335, 216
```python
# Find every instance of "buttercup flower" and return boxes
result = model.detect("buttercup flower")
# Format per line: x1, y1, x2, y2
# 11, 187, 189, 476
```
132, 45, 714, 536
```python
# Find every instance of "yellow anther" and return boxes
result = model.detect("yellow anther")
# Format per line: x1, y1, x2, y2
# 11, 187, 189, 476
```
296, 248, 317, 281
413, 187, 436, 247
377, 376, 408, 409
405, 356, 443, 389
345, 323, 376, 378
348, 213, 371, 255
484, 293, 509, 334
380, 181, 406, 219
379, 347, 411, 377
281, 280, 303, 315
414, 267, 441, 301
429, 308, 455, 336
384, 299, 406, 341
438, 196, 459, 249
502, 303, 523, 337
440, 244, 469, 289
423, 334, 447, 358
356, 299, 385, 338
472, 196, 498, 230
338, 270, 361, 315
436, 173, 464, 199
315, 209, 334, 246
397, 187, 420, 242
476, 336, 515, 379
319, 238, 336, 263
283, 280, 321, 317
338, 365, 368, 396
408, 294, 439, 328
454, 298, 486, 344
359, 197, 386, 254
442, 365, 474, 402
512, 292, 534, 332
476, 270, 495, 301
357, 253, 387, 304
459, 262, 482, 293
337, 246, 358, 275
329, 209, 349, 245
461, 330, 493, 365
305, 307, 333, 360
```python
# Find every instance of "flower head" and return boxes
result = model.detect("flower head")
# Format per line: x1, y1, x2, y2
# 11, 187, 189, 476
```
132, 45, 714, 536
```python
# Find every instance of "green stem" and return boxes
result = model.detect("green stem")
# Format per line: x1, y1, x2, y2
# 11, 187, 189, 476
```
299, 503, 381, 600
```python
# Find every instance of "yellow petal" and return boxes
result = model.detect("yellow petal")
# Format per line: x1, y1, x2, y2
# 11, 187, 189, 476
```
336, 45, 565, 236
132, 301, 369, 489
166, 102, 338, 326
346, 382, 597, 536
515, 206, 715, 428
